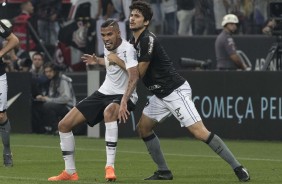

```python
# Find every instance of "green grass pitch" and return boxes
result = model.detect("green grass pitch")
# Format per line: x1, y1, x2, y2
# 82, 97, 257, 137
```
0, 134, 281, 184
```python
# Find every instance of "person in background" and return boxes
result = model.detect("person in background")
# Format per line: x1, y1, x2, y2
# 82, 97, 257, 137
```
215, 14, 248, 70
162, 0, 177, 35
126, 1, 250, 182
0, 19, 19, 167
30, 52, 48, 133
33, 62, 76, 134
12, 0, 36, 51
176, 0, 195, 35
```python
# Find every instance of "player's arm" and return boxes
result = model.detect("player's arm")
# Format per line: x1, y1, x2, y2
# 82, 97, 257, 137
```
107, 52, 126, 70
119, 65, 139, 122
136, 36, 153, 78
0, 33, 19, 58
81, 53, 105, 66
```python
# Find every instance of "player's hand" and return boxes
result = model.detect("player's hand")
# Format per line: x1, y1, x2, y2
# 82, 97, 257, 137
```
107, 53, 118, 65
81, 53, 98, 65
118, 100, 130, 123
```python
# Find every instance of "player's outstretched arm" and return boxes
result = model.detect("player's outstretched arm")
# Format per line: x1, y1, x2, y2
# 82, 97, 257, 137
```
81, 53, 105, 66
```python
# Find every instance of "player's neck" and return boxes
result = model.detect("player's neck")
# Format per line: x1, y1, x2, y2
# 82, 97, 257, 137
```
132, 27, 146, 42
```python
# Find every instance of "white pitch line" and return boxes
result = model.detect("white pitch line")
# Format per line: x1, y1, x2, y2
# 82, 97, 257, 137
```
13, 144, 282, 163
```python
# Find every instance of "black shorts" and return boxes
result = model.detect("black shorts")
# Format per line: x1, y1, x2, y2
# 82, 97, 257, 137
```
76, 91, 136, 127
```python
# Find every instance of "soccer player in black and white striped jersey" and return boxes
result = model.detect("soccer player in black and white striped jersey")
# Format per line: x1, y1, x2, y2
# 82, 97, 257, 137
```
122, 1, 250, 182
0, 19, 19, 167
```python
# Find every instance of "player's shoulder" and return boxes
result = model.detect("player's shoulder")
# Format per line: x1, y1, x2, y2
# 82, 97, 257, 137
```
119, 39, 135, 51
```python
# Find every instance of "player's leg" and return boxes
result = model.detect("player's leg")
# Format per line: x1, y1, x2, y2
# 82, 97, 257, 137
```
137, 95, 173, 180
0, 112, 12, 167
103, 103, 119, 181
0, 75, 12, 167
48, 107, 86, 181
167, 81, 250, 182
187, 121, 250, 182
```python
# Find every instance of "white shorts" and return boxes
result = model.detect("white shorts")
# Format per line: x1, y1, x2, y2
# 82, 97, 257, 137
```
0, 74, 7, 112
143, 81, 202, 127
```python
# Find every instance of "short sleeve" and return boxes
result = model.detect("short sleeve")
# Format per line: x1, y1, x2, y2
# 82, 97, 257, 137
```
124, 45, 138, 69
138, 35, 154, 62
0, 20, 12, 38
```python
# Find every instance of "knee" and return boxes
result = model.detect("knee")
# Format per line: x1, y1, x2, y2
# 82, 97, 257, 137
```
136, 122, 152, 138
104, 104, 118, 122
58, 119, 72, 133
191, 128, 210, 141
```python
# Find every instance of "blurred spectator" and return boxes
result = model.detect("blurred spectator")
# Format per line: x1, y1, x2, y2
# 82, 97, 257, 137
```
101, 0, 119, 20
149, 0, 163, 34
30, 52, 48, 97
239, 0, 254, 34
176, 0, 195, 35
12, 0, 36, 51
30, 52, 48, 133
32, 62, 76, 134
252, 0, 268, 34
34, 0, 62, 55
194, 0, 216, 35
213, 0, 228, 33
162, 0, 177, 35
262, 19, 276, 35
215, 14, 247, 70
112, 0, 125, 21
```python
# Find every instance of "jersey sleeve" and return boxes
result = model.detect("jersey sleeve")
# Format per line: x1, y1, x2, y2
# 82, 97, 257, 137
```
0, 20, 12, 38
124, 45, 138, 69
138, 35, 154, 62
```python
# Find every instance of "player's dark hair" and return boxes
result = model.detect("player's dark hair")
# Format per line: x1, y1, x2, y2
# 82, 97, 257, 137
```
129, 0, 153, 22
101, 19, 119, 30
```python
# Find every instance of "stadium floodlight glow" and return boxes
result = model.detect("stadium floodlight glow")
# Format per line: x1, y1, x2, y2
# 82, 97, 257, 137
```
2, 2, 6, 6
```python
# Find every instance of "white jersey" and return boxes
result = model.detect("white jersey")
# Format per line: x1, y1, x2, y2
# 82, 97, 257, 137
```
98, 39, 138, 104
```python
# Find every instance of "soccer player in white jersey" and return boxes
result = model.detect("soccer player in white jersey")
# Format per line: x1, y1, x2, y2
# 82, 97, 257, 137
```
0, 19, 19, 167
48, 19, 139, 182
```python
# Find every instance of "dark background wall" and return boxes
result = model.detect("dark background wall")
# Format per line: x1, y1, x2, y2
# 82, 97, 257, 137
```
159, 35, 276, 70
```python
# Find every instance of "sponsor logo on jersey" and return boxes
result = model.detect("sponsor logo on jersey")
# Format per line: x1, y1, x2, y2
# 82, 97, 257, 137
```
148, 84, 161, 91
148, 36, 154, 55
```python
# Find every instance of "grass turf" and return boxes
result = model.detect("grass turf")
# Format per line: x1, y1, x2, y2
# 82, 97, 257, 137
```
0, 134, 281, 183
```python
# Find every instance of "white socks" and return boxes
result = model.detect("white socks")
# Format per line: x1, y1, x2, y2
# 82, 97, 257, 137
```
59, 131, 76, 174
105, 121, 118, 167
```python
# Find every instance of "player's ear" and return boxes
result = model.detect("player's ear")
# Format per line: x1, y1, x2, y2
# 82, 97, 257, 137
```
144, 20, 149, 27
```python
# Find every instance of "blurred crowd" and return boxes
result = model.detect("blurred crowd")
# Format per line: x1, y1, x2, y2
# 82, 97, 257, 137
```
147, 0, 270, 36
0, 0, 274, 72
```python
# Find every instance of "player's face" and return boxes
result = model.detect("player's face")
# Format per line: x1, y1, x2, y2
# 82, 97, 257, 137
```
101, 26, 120, 51
129, 9, 149, 31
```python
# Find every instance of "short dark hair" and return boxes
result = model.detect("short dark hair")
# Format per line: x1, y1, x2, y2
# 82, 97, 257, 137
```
129, 1, 153, 22
101, 19, 119, 30
32, 52, 44, 59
